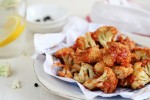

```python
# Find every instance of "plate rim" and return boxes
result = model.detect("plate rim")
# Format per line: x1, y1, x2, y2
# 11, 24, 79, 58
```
33, 55, 86, 100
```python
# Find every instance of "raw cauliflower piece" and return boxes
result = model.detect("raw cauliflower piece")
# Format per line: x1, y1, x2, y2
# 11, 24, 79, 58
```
11, 79, 21, 89
0, 62, 11, 77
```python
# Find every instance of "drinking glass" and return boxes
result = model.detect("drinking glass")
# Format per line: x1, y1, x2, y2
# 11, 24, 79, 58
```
0, 0, 27, 58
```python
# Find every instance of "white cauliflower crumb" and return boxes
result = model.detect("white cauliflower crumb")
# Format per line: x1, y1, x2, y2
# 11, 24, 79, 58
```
0, 62, 11, 77
11, 79, 21, 89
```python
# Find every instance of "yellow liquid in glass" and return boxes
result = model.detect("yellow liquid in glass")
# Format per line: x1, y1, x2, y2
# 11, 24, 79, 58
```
0, 14, 26, 47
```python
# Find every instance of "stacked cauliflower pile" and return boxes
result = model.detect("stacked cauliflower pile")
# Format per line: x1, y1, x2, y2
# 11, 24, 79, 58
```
54, 26, 150, 93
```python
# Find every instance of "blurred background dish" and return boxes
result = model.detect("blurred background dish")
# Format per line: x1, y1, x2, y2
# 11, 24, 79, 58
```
26, 4, 69, 33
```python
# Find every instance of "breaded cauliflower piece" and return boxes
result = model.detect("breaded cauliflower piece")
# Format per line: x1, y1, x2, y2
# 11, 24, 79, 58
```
113, 64, 133, 79
55, 47, 75, 66
142, 59, 150, 77
117, 35, 135, 50
132, 47, 150, 61
85, 32, 96, 47
58, 65, 73, 78
74, 36, 90, 50
74, 63, 95, 84
119, 61, 150, 88
84, 67, 118, 93
94, 61, 105, 75
130, 62, 150, 89
70, 64, 81, 73
74, 46, 103, 64
119, 77, 131, 87
92, 26, 118, 48
103, 42, 131, 67
74, 33, 96, 50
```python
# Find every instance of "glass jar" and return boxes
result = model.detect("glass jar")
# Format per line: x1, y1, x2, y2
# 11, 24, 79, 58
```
0, 0, 27, 58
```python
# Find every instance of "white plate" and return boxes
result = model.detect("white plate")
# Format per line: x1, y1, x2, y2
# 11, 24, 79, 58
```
34, 54, 128, 100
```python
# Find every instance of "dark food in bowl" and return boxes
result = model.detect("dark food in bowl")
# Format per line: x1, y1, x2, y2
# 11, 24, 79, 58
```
35, 16, 52, 22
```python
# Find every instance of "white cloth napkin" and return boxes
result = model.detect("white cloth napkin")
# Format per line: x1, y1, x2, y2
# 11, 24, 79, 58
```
89, 1, 150, 36
34, 17, 150, 99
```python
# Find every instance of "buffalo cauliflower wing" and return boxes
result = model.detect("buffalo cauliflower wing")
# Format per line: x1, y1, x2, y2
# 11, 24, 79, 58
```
84, 67, 118, 93
142, 59, 150, 77
117, 35, 135, 50
132, 47, 150, 61
103, 42, 131, 67
55, 47, 75, 66
130, 62, 150, 89
113, 64, 133, 79
74, 63, 95, 84
92, 26, 118, 48
94, 61, 105, 75
119, 61, 150, 88
74, 36, 89, 50
74, 32, 96, 50
58, 65, 73, 78
74, 46, 103, 64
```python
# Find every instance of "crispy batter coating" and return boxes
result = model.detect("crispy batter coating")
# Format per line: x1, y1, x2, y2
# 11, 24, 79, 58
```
74, 63, 95, 84
119, 61, 150, 88
117, 35, 135, 50
74, 46, 103, 64
58, 65, 73, 78
85, 32, 96, 47
113, 64, 133, 79
130, 62, 150, 89
55, 47, 75, 66
119, 77, 131, 87
142, 59, 150, 77
92, 26, 118, 48
70, 64, 81, 73
74, 36, 89, 50
94, 61, 105, 75
132, 47, 150, 61
74, 33, 96, 50
103, 42, 131, 66
84, 67, 118, 93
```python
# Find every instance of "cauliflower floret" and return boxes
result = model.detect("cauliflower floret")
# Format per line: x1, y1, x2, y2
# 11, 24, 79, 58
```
74, 36, 90, 50
11, 79, 21, 89
70, 64, 81, 73
117, 35, 135, 50
142, 60, 150, 77
74, 63, 95, 84
55, 47, 75, 66
103, 42, 131, 67
132, 47, 150, 61
74, 32, 96, 50
119, 61, 150, 88
84, 67, 118, 93
92, 26, 118, 48
130, 62, 150, 89
74, 46, 103, 64
113, 64, 133, 79
85, 32, 96, 47
58, 65, 73, 78
119, 77, 131, 87
0, 62, 11, 77
94, 61, 105, 75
